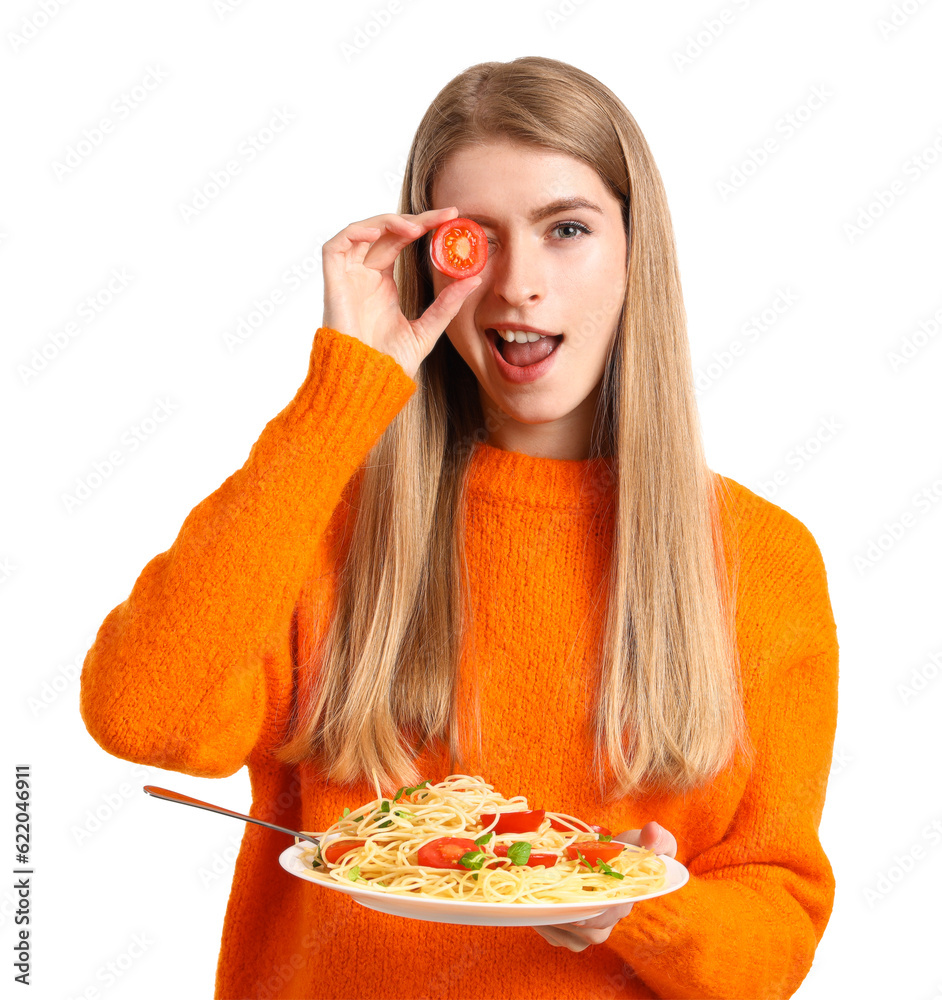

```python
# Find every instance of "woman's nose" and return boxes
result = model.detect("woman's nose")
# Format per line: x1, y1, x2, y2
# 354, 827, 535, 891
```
487, 240, 544, 305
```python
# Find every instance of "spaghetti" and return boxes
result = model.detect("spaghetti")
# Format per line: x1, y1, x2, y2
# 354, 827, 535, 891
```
298, 774, 667, 904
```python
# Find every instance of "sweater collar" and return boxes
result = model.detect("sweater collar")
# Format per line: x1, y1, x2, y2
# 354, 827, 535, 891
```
466, 440, 615, 509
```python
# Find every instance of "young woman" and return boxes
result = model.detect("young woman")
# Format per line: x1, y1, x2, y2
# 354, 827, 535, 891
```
80, 57, 839, 999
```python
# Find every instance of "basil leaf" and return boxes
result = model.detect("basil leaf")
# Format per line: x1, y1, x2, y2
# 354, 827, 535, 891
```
575, 849, 592, 870
343, 807, 350, 817
474, 832, 493, 846
348, 866, 364, 882
391, 779, 430, 806
458, 851, 487, 871
597, 834, 613, 842
380, 800, 390, 814
507, 841, 532, 866
378, 820, 392, 829
596, 859, 625, 879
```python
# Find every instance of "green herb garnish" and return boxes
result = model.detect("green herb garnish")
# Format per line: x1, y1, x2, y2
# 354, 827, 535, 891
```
379, 808, 414, 830
458, 851, 487, 871
507, 841, 532, 866
393, 780, 431, 803
597, 834, 613, 842
474, 832, 493, 846
574, 850, 624, 879
347, 866, 365, 882
595, 859, 625, 879
337, 808, 365, 823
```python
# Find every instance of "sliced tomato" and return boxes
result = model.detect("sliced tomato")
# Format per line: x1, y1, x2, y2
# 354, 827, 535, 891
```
416, 837, 478, 870
323, 839, 366, 864
549, 818, 612, 837
564, 841, 625, 867
429, 217, 488, 279
479, 809, 545, 834
493, 844, 558, 868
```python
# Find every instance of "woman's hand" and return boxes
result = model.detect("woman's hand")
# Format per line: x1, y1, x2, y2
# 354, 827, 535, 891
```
531, 821, 678, 953
321, 206, 482, 379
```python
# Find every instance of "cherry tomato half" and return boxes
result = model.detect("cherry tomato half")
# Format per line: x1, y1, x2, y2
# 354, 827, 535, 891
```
479, 809, 546, 834
493, 844, 559, 868
564, 841, 625, 867
323, 839, 366, 864
549, 818, 612, 837
429, 217, 488, 279
416, 837, 479, 870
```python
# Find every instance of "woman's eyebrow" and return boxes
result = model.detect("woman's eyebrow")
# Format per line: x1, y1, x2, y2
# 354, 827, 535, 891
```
463, 197, 604, 227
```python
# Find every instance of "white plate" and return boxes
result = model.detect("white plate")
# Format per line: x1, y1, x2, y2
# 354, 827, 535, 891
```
278, 843, 689, 926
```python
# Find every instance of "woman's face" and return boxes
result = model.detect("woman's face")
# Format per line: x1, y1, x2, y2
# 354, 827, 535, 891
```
429, 139, 628, 459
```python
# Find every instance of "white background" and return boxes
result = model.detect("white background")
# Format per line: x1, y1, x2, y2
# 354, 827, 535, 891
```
3, 1, 941, 998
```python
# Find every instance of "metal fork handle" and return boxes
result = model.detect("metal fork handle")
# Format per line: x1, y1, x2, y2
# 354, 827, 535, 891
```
143, 785, 322, 846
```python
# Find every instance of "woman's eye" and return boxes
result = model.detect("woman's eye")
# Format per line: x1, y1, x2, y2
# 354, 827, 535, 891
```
485, 222, 592, 248
552, 221, 592, 240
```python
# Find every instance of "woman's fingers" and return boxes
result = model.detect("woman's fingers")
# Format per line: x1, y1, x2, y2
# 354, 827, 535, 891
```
360, 216, 425, 273
614, 821, 678, 859
322, 207, 459, 276
534, 918, 628, 951
411, 272, 482, 344
360, 206, 460, 273
569, 902, 634, 929
533, 925, 590, 952
531, 829, 675, 954
533, 902, 635, 952
321, 224, 382, 276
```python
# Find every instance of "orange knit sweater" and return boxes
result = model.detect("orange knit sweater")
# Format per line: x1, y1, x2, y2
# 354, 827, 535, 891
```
80, 327, 839, 1000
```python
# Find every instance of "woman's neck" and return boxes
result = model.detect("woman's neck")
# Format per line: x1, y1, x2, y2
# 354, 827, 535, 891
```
477, 383, 603, 460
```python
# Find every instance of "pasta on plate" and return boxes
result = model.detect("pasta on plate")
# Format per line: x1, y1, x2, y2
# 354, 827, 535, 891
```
298, 774, 667, 904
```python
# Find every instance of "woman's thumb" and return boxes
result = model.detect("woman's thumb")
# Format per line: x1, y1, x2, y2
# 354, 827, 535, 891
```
414, 275, 482, 345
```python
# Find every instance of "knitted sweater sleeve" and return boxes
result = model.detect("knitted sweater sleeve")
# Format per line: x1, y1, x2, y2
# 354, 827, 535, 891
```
606, 514, 840, 1000
79, 328, 417, 778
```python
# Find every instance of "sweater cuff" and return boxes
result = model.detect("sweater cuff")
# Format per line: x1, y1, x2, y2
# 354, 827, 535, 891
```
286, 327, 418, 456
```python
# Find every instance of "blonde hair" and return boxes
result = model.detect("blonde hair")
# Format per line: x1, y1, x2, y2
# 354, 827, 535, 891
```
278, 56, 749, 799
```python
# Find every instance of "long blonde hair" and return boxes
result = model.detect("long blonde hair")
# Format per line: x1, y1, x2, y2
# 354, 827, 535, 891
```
278, 56, 749, 799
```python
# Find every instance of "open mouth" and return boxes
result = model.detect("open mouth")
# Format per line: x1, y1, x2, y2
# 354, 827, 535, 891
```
486, 329, 564, 367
